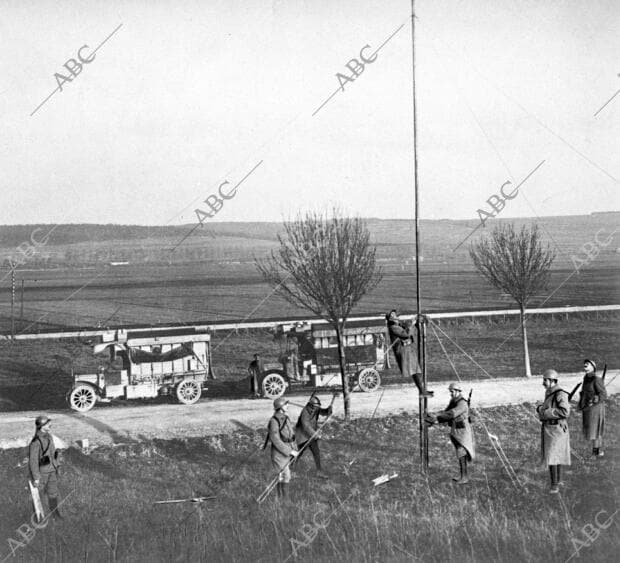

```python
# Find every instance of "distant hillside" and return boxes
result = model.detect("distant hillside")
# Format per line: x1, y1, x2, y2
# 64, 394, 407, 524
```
0, 214, 618, 270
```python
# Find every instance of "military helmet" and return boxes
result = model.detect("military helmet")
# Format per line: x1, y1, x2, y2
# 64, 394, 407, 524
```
448, 382, 462, 392
583, 359, 596, 371
542, 369, 559, 380
273, 397, 288, 410
35, 415, 51, 428
309, 396, 321, 406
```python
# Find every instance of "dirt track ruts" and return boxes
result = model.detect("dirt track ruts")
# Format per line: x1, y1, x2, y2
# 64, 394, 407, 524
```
1, 371, 617, 450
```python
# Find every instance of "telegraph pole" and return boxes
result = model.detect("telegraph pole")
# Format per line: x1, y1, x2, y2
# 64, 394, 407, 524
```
411, 0, 429, 469
20, 279, 24, 321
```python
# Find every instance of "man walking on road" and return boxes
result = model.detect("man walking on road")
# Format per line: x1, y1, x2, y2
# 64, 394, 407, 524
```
295, 396, 332, 478
426, 382, 474, 484
577, 359, 606, 457
267, 398, 298, 498
537, 369, 571, 494
29, 415, 62, 519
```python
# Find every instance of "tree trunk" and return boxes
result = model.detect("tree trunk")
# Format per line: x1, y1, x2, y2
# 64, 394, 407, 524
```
335, 324, 350, 421
520, 306, 532, 377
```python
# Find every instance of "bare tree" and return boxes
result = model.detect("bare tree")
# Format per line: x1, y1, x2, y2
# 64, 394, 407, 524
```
256, 209, 382, 419
469, 223, 555, 377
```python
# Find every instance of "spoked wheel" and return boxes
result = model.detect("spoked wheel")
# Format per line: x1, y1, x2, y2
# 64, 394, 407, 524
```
69, 384, 98, 412
357, 368, 381, 392
176, 380, 202, 405
261, 372, 287, 399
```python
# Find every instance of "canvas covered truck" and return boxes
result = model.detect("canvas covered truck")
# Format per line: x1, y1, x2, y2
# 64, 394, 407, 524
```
67, 326, 212, 412
259, 319, 387, 399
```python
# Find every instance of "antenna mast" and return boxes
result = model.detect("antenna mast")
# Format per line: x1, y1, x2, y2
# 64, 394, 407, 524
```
411, 0, 429, 469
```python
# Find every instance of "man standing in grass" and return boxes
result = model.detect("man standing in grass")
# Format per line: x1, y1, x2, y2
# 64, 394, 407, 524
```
425, 382, 474, 484
29, 415, 62, 519
267, 397, 298, 498
536, 369, 571, 494
294, 395, 332, 478
577, 359, 606, 457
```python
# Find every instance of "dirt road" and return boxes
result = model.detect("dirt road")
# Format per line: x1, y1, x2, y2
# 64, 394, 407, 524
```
1, 371, 617, 450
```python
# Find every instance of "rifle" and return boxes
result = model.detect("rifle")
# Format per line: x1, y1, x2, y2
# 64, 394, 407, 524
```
602, 364, 607, 382
568, 382, 582, 402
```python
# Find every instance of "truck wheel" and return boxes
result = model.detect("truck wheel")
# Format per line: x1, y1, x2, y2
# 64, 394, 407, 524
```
69, 384, 98, 412
358, 368, 381, 392
176, 380, 202, 405
261, 372, 287, 399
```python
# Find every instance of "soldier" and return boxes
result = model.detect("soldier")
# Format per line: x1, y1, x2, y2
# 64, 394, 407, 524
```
386, 309, 433, 397
248, 353, 264, 398
295, 396, 332, 478
577, 359, 606, 457
29, 415, 62, 519
425, 382, 474, 484
536, 369, 571, 494
267, 397, 298, 498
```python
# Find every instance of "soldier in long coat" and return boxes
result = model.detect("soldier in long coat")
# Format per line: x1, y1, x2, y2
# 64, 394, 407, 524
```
267, 398, 298, 497
426, 382, 475, 484
29, 415, 62, 518
386, 310, 433, 397
577, 359, 606, 457
536, 369, 571, 494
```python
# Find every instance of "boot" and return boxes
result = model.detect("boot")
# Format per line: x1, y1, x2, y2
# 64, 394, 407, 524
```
49, 497, 63, 519
557, 465, 563, 487
453, 457, 469, 484
412, 373, 434, 397
280, 483, 289, 499
276, 483, 283, 498
549, 466, 559, 494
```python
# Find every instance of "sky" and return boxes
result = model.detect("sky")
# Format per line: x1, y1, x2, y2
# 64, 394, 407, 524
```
0, 0, 618, 226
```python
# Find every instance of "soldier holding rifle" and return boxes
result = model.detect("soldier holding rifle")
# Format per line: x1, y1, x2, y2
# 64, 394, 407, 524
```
29, 415, 62, 519
425, 382, 475, 484
266, 398, 298, 498
536, 369, 571, 494
577, 359, 607, 457
386, 309, 433, 397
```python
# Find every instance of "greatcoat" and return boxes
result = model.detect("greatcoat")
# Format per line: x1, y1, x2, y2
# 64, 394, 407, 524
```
28, 431, 60, 498
538, 384, 571, 466
435, 395, 475, 461
268, 411, 296, 471
578, 374, 606, 440
295, 403, 332, 446
387, 320, 421, 376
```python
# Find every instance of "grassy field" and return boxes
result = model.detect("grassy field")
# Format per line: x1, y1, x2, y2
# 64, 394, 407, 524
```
0, 264, 618, 334
1, 397, 618, 562
0, 214, 618, 332
0, 315, 618, 412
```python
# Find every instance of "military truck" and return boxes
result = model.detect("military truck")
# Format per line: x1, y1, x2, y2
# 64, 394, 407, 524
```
259, 319, 387, 399
67, 326, 212, 412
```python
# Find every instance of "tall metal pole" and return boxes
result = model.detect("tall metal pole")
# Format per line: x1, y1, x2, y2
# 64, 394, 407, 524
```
411, 0, 429, 469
